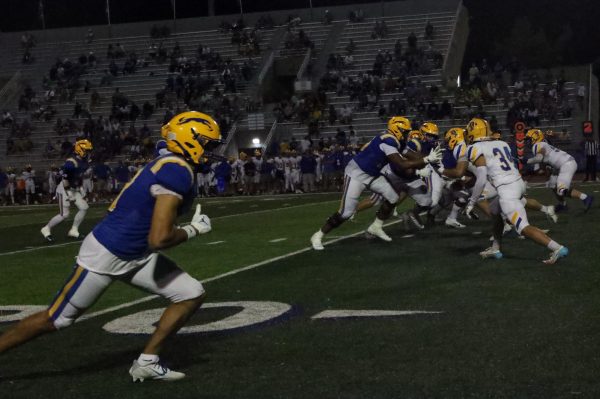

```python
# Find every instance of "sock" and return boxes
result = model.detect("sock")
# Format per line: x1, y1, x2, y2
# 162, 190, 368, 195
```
72, 209, 87, 229
491, 239, 500, 250
580, 193, 588, 201
372, 217, 384, 228
47, 214, 66, 229
314, 230, 324, 239
540, 205, 549, 213
137, 353, 159, 366
448, 204, 460, 220
547, 240, 561, 251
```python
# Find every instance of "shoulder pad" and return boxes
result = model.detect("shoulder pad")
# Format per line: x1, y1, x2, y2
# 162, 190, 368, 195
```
151, 156, 194, 195
467, 144, 482, 163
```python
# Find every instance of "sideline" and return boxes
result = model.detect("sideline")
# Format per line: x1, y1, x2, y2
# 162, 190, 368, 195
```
78, 219, 401, 323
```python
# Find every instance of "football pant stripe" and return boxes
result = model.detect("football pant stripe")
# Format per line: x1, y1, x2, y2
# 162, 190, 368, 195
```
48, 266, 88, 320
338, 176, 351, 213
58, 193, 63, 216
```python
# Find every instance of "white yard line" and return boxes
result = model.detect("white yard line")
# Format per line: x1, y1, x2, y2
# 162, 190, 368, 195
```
78, 219, 401, 322
205, 240, 226, 245
268, 238, 288, 243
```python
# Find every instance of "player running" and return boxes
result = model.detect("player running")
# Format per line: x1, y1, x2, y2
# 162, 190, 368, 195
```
0, 111, 222, 382
525, 128, 594, 212
41, 139, 94, 241
464, 118, 568, 264
310, 116, 443, 250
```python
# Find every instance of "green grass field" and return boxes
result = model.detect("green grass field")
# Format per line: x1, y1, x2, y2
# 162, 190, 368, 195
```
1, 184, 599, 398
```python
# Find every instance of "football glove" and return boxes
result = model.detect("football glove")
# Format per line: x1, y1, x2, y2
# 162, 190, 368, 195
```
464, 200, 477, 219
416, 167, 432, 178
423, 145, 443, 164
182, 204, 212, 239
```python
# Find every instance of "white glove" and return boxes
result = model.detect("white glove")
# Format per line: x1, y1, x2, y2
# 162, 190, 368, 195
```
437, 164, 445, 175
424, 145, 443, 164
182, 204, 212, 239
416, 167, 432, 178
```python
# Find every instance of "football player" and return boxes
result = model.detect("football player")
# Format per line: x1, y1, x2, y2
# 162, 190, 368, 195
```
5, 167, 16, 205
310, 116, 442, 250
525, 129, 594, 212
41, 139, 94, 242
0, 111, 221, 382
464, 118, 568, 264
22, 164, 36, 205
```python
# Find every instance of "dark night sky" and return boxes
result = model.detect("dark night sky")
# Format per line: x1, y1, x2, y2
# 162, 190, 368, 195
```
1, 0, 599, 66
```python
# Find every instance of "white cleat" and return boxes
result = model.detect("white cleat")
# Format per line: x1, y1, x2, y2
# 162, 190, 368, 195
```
67, 227, 81, 239
479, 247, 503, 259
41, 226, 53, 242
408, 212, 425, 230
366, 223, 392, 242
129, 360, 186, 382
310, 232, 324, 250
546, 206, 558, 223
543, 246, 569, 265
445, 218, 466, 229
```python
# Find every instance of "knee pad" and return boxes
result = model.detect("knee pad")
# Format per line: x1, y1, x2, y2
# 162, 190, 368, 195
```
327, 212, 347, 227
76, 199, 89, 211
557, 187, 571, 197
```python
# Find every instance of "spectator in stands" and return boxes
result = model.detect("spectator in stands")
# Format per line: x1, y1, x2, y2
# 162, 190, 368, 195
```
577, 83, 586, 110
1, 111, 14, 127
86, 28, 94, 43
324, 10, 333, 25
348, 9, 365, 23
328, 105, 337, 125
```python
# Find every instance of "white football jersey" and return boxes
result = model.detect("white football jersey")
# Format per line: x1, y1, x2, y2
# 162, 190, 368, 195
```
7, 173, 16, 184
22, 170, 35, 181
532, 142, 574, 169
468, 140, 521, 188
274, 157, 284, 171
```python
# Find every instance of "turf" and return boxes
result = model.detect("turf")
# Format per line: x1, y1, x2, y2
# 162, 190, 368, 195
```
0, 184, 599, 398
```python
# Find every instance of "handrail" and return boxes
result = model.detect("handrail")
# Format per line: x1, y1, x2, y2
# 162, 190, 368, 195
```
262, 120, 278, 155
588, 63, 593, 121
442, 0, 462, 75
0, 70, 22, 108
219, 122, 237, 156
258, 52, 275, 85
296, 48, 312, 81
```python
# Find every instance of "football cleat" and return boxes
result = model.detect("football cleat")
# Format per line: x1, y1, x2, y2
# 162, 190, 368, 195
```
129, 360, 185, 382
407, 211, 425, 230
543, 246, 569, 265
583, 195, 594, 213
41, 226, 53, 243
445, 218, 466, 229
502, 223, 513, 236
366, 223, 392, 242
310, 231, 324, 250
479, 247, 503, 259
67, 227, 81, 239
545, 205, 558, 223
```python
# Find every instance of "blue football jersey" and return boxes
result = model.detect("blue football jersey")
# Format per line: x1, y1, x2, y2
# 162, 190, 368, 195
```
405, 138, 435, 156
61, 156, 89, 187
354, 133, 401, 176
93, 154, 195, 260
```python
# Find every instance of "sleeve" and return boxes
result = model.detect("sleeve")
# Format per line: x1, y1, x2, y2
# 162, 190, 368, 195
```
467, 144, 481, 163
453, 144, 467, 162
532, 143, 541, 154
154, 162, 194, 196
379, 142, 399, 156
469, 166, 488, 204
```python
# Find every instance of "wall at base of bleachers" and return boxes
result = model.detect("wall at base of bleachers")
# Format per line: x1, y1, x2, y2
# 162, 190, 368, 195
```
0, 0, 461, 49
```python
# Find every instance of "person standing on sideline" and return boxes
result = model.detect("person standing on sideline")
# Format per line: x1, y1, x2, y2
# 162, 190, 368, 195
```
584, 136, 598, 182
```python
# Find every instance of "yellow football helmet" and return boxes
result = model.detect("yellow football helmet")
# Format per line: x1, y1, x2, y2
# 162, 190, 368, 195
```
420, 122, 439, 140
444, 128, 465, 150
387, 116, 412, 141
465, 118, 492, 143
74, 139, 93, 158
525, 129, 544, 144
407, 130, 424, 141
161, 111, 222, 164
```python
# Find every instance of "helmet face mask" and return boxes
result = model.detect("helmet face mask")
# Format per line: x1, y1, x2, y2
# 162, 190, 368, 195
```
420, 122, 439, 143
163, 111, 223, 164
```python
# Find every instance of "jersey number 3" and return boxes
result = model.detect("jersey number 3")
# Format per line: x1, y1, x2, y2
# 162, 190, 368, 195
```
492, 147, 514, 171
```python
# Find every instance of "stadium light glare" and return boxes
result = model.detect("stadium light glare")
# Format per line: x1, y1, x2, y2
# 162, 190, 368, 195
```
252, 138, 260, 145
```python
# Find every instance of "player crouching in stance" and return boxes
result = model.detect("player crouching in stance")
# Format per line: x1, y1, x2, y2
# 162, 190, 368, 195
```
310, 116, 443, 250
525, 129, 594, 212
0, 111, 223, 382
41, 139, 93, 241
464, 118, 568, 264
